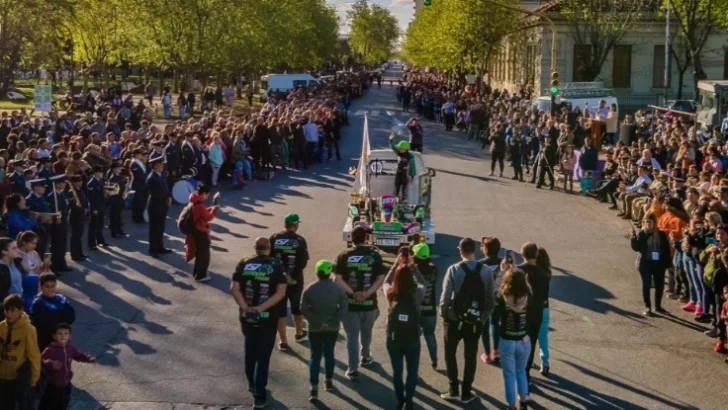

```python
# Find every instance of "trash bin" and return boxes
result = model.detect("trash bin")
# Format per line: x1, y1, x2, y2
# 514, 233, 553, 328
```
620, 123, 636, 145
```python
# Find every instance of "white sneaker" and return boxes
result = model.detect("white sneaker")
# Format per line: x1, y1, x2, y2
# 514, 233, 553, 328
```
488, 171, 495, 176
195, 276, 212, 283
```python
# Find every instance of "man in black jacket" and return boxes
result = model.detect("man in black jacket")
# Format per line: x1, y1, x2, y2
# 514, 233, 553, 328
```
146, 156, 172, 257
86, 165, 108, 250
130, 148, 149, 224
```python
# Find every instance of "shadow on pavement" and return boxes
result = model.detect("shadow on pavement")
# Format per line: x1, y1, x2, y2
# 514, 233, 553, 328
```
532, 360, 699, 410
551, 268, 649, 324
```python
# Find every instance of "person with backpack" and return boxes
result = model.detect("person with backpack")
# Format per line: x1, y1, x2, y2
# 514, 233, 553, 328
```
439, 237, 496, 403
181, 185, 218, 282
382, 258, 425, 410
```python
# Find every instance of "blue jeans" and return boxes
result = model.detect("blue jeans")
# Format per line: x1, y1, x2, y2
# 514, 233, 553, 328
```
163, 104, 171, 118
500, 337, 531, 405
683, 254, 705, 305
242, 324, 277, 400
420, 315, 437, 363
178, 106, 186, 119
538, 308, 550, 367
309, 331, 337, 388
386, 338, 421, 404
481, 310, 501, 356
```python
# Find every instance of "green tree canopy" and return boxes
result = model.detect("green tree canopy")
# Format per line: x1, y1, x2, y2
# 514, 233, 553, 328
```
347, 0, 399, 66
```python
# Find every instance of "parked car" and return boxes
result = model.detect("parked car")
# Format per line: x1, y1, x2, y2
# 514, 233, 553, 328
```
666, 99, 697, 113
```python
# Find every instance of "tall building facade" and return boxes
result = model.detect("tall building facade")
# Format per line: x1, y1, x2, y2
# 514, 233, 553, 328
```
413, 0, 423, 12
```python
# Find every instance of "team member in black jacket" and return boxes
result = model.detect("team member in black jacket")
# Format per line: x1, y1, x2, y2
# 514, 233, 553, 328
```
412, 243, 439, 369
531, 136, 557, 189
146, 156, 172, 257
86, 166, 108, 250
515, 242, 549, 385
129, 148, 149, 223
164, 135, 180, 187
180, 133, 198, 176
269, 213, 310, 349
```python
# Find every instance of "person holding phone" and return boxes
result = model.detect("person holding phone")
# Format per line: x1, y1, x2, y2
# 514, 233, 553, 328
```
630, 213, 673, 316
230, 237, 287, 410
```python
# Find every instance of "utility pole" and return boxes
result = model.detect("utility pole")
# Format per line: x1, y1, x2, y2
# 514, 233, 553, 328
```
664, 1, 671, 105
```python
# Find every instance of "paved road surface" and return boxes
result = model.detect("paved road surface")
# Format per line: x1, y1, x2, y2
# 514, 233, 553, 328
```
65, 68, 727, 410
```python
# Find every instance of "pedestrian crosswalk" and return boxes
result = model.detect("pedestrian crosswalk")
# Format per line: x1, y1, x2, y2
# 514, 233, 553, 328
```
351, 110, 413, 118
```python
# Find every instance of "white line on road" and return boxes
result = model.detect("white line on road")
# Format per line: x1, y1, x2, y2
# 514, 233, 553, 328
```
354, 110, 366, 116
369, 110, 380, 117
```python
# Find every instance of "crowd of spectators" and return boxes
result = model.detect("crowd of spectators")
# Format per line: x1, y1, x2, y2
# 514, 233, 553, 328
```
397, 72, 728, 364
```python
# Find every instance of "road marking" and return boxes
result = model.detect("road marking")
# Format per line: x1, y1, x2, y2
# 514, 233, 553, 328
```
369, 110, 380, 117
354, 110, 366, 116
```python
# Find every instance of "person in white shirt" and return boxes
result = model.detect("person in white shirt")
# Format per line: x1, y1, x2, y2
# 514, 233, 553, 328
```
303, 116, 320, 164
617, 165, 653, 220
636, 149, 662, 169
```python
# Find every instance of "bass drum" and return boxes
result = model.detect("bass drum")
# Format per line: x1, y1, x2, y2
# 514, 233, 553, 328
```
172, 177, 198, 205
143, 209, 149, 223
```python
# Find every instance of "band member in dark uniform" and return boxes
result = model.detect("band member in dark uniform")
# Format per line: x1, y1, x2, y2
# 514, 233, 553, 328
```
47, 174, 71, 273
164, 134, 180, 187
68, 174, 89, 262
26, 178, 51, 256
86, 165, 108, 250
146, 156, 172, 257
130, 148, 149, 223
8, 159, 28, 196
149, 139, 165, 163
180, 133, 197, 176
107, 162, 127, 238
36, 157, 55, 192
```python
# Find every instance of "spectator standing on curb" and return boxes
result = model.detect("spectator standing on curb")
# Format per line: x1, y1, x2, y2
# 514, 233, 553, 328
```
301, 260, 348, 403
439, 238, 495, 403
535, 247, 553, 376
630, 214, 672, 316
0, 294, 40, 410
29, 272, 76, 351
39, 323, 96, 410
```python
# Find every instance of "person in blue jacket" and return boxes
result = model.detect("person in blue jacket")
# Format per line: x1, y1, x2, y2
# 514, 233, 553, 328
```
30, 272, 76, 351
4, 193, 37, 240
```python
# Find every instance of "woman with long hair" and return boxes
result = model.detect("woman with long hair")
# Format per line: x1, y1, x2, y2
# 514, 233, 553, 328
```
494, 268, 532, 410
630, 213, 673, 316
383, 261, 425, 410
4, 193, 37, 240
535, 247, 553, 376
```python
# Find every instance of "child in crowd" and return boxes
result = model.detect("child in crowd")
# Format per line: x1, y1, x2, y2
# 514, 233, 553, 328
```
30, 272, 76, 351
16, 230, 51, 312
40, 323, 96, 410
0, 294, 41, 410
561, 145, 576, 193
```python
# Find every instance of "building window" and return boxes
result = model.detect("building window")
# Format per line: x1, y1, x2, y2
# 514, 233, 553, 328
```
612, 45, 632, 88
573, 45, 591, 82
653, 45, 666, 88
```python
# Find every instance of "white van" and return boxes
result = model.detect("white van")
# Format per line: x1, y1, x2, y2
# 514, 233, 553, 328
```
259, 74, 321, 98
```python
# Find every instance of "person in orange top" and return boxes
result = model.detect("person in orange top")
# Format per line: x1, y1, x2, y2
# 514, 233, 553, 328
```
658, 197, 690, 298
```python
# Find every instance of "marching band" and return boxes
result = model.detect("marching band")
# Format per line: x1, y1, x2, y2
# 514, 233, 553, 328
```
3, 135, 187, 275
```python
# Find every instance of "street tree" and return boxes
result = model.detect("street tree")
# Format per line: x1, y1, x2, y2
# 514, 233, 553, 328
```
347, 0, 399, 66
666, 0, 728, 93
560, 0, 653, 81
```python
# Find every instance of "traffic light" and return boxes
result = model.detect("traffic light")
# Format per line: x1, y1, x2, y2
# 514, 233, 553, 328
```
550, 70, 559, 95
424, 0, 432, 6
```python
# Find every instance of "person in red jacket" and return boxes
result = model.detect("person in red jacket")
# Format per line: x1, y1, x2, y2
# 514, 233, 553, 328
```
185, 185, 218, 282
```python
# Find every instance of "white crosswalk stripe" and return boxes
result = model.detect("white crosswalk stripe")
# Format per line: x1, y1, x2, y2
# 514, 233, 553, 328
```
353, 110, 366, 116
369, 110, 380, 117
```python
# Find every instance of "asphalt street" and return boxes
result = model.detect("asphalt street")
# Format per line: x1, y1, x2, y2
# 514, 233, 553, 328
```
64, 68, 728, 410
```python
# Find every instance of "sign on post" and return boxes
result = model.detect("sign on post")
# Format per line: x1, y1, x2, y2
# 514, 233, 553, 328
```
34, 85, 53, 112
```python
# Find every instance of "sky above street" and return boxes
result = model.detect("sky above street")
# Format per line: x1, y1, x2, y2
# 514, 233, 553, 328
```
328, 0, 415, 33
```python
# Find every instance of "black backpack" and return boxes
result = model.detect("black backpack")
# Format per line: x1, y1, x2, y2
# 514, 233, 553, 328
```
177, 203, 196, 235
452, 261, 486, 333
386, 294, 420, 344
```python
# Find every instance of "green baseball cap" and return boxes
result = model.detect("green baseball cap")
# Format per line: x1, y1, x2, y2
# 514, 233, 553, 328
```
315, 259, 333, 276
396, 141, 410, 150
284, 213, 301, 225
412, 243, 430, 259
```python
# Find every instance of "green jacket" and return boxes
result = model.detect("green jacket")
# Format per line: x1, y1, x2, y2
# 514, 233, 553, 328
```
389, 140, 417, 178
